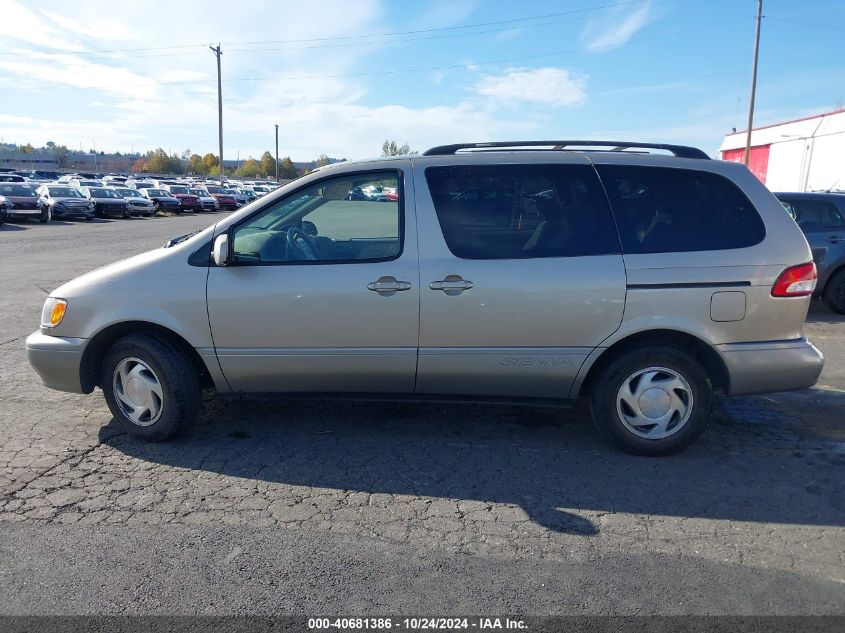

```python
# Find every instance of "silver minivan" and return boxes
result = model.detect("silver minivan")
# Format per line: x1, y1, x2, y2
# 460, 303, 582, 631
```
26, 141, 824, 455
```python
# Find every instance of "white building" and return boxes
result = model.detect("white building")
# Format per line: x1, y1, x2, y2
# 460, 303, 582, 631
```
719, 108, 845, 192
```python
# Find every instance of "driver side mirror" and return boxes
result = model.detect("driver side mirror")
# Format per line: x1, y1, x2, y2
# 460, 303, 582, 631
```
212, 233, 230, 267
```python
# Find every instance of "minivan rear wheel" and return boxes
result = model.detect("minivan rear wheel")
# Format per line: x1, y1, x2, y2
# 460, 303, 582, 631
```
590, 346, 713, 456
822, 269, 845, 315
101, 334, 200, 441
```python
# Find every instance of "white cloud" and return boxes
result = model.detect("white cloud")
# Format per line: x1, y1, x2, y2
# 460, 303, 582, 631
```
474, 68, 587, 107
582, 0, 652, 52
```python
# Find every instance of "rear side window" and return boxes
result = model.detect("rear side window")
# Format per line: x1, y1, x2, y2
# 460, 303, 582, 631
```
425, 164, 620, 259
597, 165, 765, 254
785, 199, 844, 232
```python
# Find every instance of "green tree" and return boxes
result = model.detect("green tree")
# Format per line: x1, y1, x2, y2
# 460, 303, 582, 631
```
144, 148, 167, 172
314, 153, 331, 168
234, 158, 261, 178
279, 156, 297, 179
258, 151, 277, 178
187, 153, 205, 175
201, 153, 219, 174
381, 140, 414, 156
20, 143, 35, 154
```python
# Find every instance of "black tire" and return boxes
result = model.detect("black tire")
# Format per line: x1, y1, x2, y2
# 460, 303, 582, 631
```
39, 208, 50, 223
101, 334, 201, 441
122, 208, 131, 219
589, 345, 713, 456
822, 268, 845, 315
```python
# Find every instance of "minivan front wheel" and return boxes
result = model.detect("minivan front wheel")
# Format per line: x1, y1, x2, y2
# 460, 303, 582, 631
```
590, 346, 712, 456
101, 334, 200, 440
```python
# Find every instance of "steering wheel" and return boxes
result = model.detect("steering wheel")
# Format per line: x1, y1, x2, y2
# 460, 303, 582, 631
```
286, 226, 320, 260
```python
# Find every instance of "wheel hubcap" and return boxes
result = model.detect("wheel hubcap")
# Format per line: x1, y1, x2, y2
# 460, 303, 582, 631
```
616, 367, 693, 440
112, 358, 164, 426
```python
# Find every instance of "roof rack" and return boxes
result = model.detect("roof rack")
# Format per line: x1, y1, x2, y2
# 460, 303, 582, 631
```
422, 140, 710, 160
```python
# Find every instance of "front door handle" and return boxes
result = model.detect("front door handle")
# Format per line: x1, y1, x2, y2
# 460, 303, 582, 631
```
430, 275, 474, 295
367, 276, 412, 295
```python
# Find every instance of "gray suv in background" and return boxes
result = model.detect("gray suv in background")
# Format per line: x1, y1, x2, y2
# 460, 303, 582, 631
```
775, 191, 845, 314
26, 141, 823, 456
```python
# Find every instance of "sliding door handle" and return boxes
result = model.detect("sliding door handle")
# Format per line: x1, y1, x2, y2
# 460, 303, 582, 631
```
430, 275, 473, 295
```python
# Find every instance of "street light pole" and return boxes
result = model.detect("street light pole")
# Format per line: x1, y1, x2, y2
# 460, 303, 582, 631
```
743, 0, 763, 166
274, 124, 279, 182
209, 44, 224, 180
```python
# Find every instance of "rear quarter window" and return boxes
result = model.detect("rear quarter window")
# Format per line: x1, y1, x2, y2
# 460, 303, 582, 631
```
597, 165, 765, 254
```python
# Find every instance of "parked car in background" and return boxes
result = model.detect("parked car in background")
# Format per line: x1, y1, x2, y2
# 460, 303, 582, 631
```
36, 184, 95, 221
0, 174, 27, 183
25, 140, 823, 456
70, 178, 103, 189
113, 187, 155, 217
0, 184, 49, 222
197, 185, 238, 210
161, 185, 202, 212
140, 188, 182, 213
775, 191, 845, 314
79, 186, 132, 219
225, 187, 250, 207
189, 188, 220, 212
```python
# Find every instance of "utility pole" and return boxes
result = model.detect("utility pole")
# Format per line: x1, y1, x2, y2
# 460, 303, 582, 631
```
274, 124, 279, 182
743, 0, 763, 166
209, 44, 224, 180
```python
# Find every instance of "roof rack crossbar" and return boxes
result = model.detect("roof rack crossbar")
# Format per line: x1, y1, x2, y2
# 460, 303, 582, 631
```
422, 140, 710, 160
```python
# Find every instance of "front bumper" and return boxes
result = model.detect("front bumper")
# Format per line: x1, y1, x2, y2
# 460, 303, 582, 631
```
26, 331, 89, 393
7, 208, 43, 217
718, 338, 824, 396
53, 205, 93, 218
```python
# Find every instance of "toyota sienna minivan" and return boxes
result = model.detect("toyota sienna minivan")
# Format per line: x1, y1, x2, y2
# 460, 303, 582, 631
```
26, 141, 824, 455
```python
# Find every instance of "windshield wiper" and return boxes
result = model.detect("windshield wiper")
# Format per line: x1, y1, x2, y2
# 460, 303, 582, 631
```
164, 231, 200, 248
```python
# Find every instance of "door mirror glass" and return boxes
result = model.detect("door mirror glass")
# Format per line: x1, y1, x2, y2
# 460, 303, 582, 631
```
212, 233, 229, 267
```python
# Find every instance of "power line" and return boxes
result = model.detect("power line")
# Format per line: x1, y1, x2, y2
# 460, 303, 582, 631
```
146, 20, 746, 90
0, 0, 655, 58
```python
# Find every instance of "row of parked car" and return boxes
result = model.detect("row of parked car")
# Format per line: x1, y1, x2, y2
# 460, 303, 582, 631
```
0, 172, 280, 223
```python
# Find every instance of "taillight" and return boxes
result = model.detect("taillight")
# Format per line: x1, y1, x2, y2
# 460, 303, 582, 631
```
772, 262, 817, 297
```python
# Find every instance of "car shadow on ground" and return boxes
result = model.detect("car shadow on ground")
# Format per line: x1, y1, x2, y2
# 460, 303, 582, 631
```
101, 390, 845, 536
0, 223, 27, 231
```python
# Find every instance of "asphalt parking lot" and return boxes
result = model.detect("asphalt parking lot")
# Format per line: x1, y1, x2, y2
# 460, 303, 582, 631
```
0, 214, 843, 615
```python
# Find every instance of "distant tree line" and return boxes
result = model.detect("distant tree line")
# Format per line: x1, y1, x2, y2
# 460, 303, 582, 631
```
1, 141, 340, 178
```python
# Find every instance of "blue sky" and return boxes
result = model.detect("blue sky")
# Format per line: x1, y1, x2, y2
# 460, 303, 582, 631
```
1, 0, 843, 160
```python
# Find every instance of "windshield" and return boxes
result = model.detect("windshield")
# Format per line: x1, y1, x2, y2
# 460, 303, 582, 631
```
148, 189, 168, 196
89, 188, 122, 198
116, 189, 142, 198
169, 186, 189, 194
48, 187, 83, 198
0, 184, 36, 197
189, 189, 205, 196
205, 186, 224, 194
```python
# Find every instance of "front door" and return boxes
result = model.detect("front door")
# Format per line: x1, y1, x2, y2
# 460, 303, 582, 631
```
413, 158, 626, 399
206, 165, 419, 393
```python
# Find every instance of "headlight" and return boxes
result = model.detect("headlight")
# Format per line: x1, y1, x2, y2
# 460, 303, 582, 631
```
41, 297, 67, 329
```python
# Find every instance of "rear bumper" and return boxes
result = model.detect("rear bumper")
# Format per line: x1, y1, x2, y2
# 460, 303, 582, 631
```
26, 331, 89, 393
718, 338, 824, 396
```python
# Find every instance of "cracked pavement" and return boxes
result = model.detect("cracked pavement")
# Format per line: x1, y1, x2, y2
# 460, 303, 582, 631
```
1, 215, 844, 615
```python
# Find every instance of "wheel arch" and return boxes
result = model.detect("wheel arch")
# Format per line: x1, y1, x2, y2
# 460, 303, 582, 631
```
576, 329, 730, 398
80, 320, 214, 392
